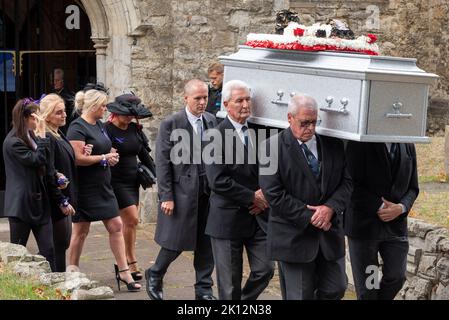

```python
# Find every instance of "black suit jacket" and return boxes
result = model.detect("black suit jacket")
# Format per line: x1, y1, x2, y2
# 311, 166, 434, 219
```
205, 117, 267, 240
45, 132, 77, 221
2, 130, 51, 225
344, 141, 419, 239
259, 129, 352, 263
154, 110, 217, 251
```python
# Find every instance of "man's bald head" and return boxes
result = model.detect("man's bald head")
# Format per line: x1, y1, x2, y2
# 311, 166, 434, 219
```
184, 79, 209, 117
184, 79, 208, 96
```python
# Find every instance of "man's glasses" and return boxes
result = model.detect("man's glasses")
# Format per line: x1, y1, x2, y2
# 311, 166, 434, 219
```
298, 119, 322, 128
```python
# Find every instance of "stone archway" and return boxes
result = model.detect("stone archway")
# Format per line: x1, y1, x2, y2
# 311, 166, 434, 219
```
79, 0, 147, 95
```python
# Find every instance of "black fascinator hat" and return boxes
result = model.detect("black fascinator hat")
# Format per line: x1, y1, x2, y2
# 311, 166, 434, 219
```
83, 82, 110, 95
107, 93, 152, 119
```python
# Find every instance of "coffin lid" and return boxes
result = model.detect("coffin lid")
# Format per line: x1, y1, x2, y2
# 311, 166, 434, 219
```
219, 46, 438, 84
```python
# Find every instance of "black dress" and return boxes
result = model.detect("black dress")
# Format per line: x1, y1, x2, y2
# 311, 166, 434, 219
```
67, 118, 119, 222
105, 122, 154, 209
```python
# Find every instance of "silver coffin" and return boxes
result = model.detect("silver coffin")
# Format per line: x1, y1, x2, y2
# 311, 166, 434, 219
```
218, 46, 438, 143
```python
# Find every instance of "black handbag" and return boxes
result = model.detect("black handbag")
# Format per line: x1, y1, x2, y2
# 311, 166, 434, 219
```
136, 126, 157, 189
137, 162, 156, 190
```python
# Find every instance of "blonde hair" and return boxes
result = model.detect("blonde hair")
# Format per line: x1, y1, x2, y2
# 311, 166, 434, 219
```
39, 94, 65, 138
74, 89, 107, 115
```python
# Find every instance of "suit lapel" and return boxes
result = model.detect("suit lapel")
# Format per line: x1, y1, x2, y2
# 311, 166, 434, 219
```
181, 110, 195, 163
391, 143, 406, 187
285, 129, 320, 192
203, 112, 215, 130
224, 117, 249, 158
60, 133, 75, 161
378, 143, 393, 184
182, 109, 194, 135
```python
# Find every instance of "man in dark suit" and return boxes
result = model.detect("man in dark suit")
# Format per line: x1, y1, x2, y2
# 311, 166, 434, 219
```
51, 68, 75, 134
345, 141, 419, 300
145, 79, 218, 300
205, 80, 274, 300
259, 94, 352, 300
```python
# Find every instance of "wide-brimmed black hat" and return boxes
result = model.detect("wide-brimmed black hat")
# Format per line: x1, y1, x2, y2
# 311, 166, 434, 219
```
107, 93, 153, 119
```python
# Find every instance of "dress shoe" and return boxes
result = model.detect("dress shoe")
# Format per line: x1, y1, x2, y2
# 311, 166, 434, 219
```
145, 268, 163, 300
195, 294, 217, 300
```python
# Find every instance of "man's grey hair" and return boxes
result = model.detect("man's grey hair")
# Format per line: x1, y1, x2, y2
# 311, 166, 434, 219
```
54, 68, 64, 80
222, 80, 251, 102
287, 93, 318, 116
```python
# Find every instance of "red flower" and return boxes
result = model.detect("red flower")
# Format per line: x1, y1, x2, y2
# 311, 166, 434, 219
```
294, 28, 305, 37
367, 34, 378, 44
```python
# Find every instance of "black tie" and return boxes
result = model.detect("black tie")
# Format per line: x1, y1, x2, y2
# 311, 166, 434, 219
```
301, 143, 320, 178
389, 143, 401, 177
241, 125, 249, 147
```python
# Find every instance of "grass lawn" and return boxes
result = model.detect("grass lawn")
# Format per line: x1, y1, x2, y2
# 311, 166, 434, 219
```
416, 137, 447, 183
0, 263, 68, 300
412, 137, 449, 229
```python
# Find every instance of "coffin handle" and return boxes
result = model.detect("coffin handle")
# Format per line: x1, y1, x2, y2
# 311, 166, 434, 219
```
385, 102, 413, 119
270, 90, 289, 107
319, 96, 349, 115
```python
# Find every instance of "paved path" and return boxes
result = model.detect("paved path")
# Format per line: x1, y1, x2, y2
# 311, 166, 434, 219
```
0, 219, 281, 300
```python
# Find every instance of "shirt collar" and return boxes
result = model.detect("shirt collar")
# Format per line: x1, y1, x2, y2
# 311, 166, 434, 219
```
185, 107, 203, 123
297, 135, 317, 148
227, 116, 248, 132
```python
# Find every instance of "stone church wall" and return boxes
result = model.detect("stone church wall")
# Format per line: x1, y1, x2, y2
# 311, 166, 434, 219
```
121, 0, 448, 136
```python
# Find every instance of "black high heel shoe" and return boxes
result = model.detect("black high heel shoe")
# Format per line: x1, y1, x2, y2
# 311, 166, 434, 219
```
114, 264, 141, 292
128, 261, 143, 281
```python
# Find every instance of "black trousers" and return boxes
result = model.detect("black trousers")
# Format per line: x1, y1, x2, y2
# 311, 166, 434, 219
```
151, 179, 214, 296
52, 216, 72, 272
278, 248, 347, 300
348, 236, 408, 300
210, 226, 275, 300
9, 217, 55, 271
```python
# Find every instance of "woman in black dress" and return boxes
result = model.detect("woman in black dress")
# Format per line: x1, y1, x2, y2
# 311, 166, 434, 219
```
66, 85, 140, 291
105, 94, 154, 280
38, 94, 78, 272
2, 99, 55, 270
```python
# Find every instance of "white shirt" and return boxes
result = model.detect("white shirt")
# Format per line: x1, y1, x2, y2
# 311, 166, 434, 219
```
297, 135, 318, 159
185, 107, 203, 134
227, 116, 251, 146
385, 142, 393, 153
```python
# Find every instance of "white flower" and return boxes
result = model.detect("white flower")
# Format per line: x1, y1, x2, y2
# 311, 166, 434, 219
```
283, 22, 305, 37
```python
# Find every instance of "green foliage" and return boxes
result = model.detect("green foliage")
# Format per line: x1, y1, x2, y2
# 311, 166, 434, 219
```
411, 191, 449, 229
0, 264, 68, 300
